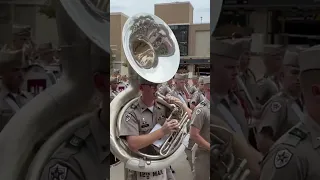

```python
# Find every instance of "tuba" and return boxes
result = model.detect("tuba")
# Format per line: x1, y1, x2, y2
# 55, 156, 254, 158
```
110, 13, 189, 172
0, 0, 110, 180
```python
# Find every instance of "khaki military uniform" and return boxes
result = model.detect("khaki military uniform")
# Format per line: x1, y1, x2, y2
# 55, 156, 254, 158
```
167, 87, 188, 106
0, 85, 33, 131
212, 92, 249, 140
259, 116, 320, 180
158, 83, 172, 96
191, 99, 210, 180
119, 97, 175, 180
40, 110, 110, 180
188, 85, 197, 95
257, 91, 303, 141
256, 75, 280, 105
190, 90, 205, 107
238, 69, 259, 104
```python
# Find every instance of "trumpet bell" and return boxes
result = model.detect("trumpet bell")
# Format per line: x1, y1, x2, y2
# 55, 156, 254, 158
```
122, 13, 180, 83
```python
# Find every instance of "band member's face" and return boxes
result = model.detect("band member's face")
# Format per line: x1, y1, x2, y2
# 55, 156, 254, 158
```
111, 82, 118, 89
140, 84, 158, 99
192, 79, 198, 85
3, 68, 24, 89
175, 79, 184, 89
282, 66, 300, 93
240, 52, 250, 71
198, 83, 204, 90
168, 79, 173, 84
214, 58, 239, 88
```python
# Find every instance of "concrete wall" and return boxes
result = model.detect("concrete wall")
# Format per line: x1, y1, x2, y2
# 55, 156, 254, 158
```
155, 2, 193, 24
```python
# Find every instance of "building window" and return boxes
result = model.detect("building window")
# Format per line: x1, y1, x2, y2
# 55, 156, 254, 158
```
169, 25, 189, 56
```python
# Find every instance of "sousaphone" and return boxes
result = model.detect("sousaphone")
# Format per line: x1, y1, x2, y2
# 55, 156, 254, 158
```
110, 13, 186, 172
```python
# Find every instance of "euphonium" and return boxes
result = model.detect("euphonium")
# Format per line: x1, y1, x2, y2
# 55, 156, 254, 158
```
211, 124, 251, 180
110, 13, 188, 172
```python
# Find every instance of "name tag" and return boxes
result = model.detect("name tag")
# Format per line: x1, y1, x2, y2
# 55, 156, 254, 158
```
139, 170, 164, 177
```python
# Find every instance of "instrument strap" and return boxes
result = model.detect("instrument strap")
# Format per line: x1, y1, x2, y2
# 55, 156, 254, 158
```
217, 103, 245, 138
177, 93, 187, 105
291, 102, 304, 122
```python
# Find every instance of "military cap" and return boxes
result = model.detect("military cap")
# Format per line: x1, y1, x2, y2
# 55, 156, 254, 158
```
211, 38, 246, 60
283, 50, 299, 67
138, 76, 157, 85
198, 76, 204, 83
299, 45, 320, 73
174, 73, 186, 80
203, 76, 210, 84
263, 45, 286, 57
0, 49, 23, 74
110, 77, 119, 84
191, 74, 199, 79
13, 24, 31, 37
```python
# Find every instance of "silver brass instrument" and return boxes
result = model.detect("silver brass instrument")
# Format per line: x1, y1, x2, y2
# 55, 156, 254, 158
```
110, 13, 190, 172
0, 1, 110, 180
211, 124, 250, 180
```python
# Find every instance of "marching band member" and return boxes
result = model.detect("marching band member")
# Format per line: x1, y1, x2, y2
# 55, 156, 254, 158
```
256, 50, 303, 154
119, 77, 186, 180
158, 78, 174, 96
259, 45, 320, 180
190, 76, 205, 110
110, 76, 119, 102
211, 38, 250, 140
188, 75, 199, 95
190, 76, 210, 180
211, 38, 262, 180
256, 46, 286, 105
0, 49, 33, 131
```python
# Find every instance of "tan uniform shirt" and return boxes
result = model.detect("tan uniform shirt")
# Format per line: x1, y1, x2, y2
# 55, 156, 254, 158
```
110, 89, 119, 102
191, 98, 210, 180
158, 83, 172, 97
119, 97, 175, 180
167, 88, 188, 106
238, 69, 259, 105
188, 85, 197, 95
40, 110, 110, 180
260, 115, 320, 180
257, 91, 303, 141
257, 75, 280, 105
211, 92, 249, 140
0, 85, 33, 131
190, 90, 205, 107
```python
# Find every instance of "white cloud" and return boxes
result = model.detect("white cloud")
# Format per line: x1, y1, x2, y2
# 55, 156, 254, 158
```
110, 0, 210, 24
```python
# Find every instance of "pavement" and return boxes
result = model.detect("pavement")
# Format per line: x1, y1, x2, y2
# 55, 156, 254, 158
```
110, 153, 193, 180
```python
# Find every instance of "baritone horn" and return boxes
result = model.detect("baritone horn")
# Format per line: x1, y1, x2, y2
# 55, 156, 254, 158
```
110, 13, 189, 172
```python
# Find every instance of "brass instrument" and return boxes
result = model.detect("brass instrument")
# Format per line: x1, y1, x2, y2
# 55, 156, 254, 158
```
110, 13, 190, 172
211, 124, 251, 180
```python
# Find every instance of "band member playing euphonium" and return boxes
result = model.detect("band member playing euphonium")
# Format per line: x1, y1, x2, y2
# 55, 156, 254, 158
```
186, 74, 198, 95
256, 50, 303, 154
256, 46, 286, 105
259, 45, 320, 180
190, 77, 205, 110
190, 76, 210, 180
167, 73, 189, 106
119, 77, 191, 180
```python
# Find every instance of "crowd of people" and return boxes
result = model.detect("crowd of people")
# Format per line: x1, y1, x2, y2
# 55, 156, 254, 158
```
210, 34, 319, 180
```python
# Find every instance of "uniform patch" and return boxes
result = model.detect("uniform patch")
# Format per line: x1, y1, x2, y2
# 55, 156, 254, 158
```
274, 149, 293, 169
196, 109, 202, 115
271, 102, 282, 112
289, 128, 307, 140
49, 164, 68, 180
125, 114, 131, 122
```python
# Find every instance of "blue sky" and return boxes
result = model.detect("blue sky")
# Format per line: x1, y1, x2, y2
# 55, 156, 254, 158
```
110, 0, 210, 24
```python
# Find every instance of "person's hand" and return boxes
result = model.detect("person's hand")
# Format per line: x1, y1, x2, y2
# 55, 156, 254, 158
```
164, 96, 183, 106
161, 119, 179, 134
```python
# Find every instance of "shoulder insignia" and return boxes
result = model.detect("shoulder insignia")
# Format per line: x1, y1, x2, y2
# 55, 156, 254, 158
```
274, 149, 293, 169
68, 126, 90, 147
69, 135, 84, 147
125, 113, 132, 122
49, 163, 68, 180
288, 128, 307, 140
271, 102, 282, 112
130, 102, 138, 109
196, 109, 202, 115
200, 101, 206, 106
